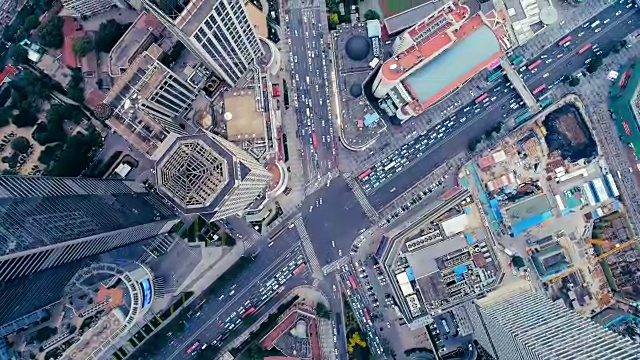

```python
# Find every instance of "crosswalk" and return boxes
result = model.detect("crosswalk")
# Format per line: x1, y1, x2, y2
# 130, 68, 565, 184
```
294, 218, 323, 278
343, 175, 380, 222
322, 257, 349, 275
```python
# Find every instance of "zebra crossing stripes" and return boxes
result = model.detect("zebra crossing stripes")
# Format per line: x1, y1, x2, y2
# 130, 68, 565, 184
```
294, 218, 323, 277
343, 175, 380, 222
322, 257, 349, 275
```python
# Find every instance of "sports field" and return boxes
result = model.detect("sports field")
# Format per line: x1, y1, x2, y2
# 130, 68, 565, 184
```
380, 0, 430, 16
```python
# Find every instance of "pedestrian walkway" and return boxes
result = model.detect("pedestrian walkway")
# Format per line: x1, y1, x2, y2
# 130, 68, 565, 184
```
295, 218, 323, 278
343, 174, 380, 222
502, 58, 540, 112
322, 256, 349, 275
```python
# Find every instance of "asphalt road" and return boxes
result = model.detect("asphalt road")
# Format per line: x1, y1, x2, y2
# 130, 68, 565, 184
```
299, 177, 371, 265
358, 4, 640, 203
132, 228, 310, 360
286, 2, 337, 183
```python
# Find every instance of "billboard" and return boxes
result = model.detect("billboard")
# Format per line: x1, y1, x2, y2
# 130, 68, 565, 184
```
140, 278, 153, 308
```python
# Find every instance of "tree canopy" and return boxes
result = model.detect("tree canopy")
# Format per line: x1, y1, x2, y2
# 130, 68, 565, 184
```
95, 20, 130, 53
586, 56, 603, 73
568, 75, 580, 87
8, 44, 28, 64
46, 129, 103, 177
11, 136, 31, 154
72, 36, 94, 57
37, 16, 64, 48
315, 302, 331, 319
364, 9, 381, 20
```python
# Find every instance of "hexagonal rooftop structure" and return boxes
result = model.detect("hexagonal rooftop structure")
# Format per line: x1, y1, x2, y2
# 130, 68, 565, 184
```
155, 132, 272, 219
158, 139, 229, 209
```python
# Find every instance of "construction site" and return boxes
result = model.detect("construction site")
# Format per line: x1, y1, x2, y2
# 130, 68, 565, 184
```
469, 95, 640, 317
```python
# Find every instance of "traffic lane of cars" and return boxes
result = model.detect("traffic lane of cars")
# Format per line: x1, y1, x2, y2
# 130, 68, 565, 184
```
287, 8, 320, 180
525, 9, 640, 98
339, 267, 385, 355
363, 90, 519, 201
357, 77, 514, 193
175, 279, 308, 360
156, 234, 306, 359
304, 8, 335, 175
358, 3, 638, 198
300, 177, 371, 264
359, 7, 640, 203
170, 249, 311, 359
516, 2, 638, 79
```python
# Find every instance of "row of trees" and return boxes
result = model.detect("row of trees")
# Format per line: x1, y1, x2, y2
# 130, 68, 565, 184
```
1, 0, 54, 44
566, 39, 629, 87
468, 121, 504, 152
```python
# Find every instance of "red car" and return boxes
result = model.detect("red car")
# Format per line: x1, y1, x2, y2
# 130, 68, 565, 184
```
186, 341, 200, 354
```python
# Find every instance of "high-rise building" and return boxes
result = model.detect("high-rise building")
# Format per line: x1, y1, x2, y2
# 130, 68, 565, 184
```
104, 43, 198, 156
144, 0, 263, 87
0, 176, 178, 324
464, 284, 640, 359
155, 132, 272, 220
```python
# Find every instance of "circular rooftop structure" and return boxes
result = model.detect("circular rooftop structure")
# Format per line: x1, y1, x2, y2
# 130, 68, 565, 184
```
539, 6, 558, 25
157, 139, 228, 209
345, 36, 371, 61
350, 84, 363, 98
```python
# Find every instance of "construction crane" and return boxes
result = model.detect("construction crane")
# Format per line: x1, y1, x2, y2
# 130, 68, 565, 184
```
589, 238, 639, 263
546, 239, 638, 284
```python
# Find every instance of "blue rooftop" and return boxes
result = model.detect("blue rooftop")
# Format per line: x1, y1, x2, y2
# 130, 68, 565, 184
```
403, 25, 501, 104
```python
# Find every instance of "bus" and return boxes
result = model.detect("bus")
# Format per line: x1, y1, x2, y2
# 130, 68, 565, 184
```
558, 36, 572, 46
515, 111, 533, 124
383, 161, 397, 171
577, 43, 592, 54
312, 132, 318, 149
509, 54, 525, 66
293, 263, 306, 275
358, 168, 372, 180
364, 309, 371, 322
487, 70, 504, 83
242, 307, 256, 318
540, 98, 553, 108
532, 84, 545, 95
474, 93, 489, 103
527, 59, 542, 70
348, 275, 357, 289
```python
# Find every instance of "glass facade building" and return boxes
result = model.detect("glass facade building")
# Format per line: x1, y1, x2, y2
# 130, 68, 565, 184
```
144, 0, 262, 87
464, 286, 640, 359
0, 176, 178, 325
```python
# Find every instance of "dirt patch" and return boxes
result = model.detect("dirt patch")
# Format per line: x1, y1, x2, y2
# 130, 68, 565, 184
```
0, 124, 46, 175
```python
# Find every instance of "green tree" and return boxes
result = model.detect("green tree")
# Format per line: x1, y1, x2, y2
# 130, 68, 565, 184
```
0, 109, 10, 128
587, 57, 603, 73
72, 36, 94, 57
11, 136, 31, 154
364, 9, 381, 20
8, 44, 29, 64
328, 13, 339, 29
95, 19, 130, 53
568, 75, 580, 86
2, 24, 18, 43
315, 302, 331, 319
468, 138, 478, 152
67, 68, 85, 103
11, 109, 39, 128
38, 143, 64, 165
23, 15, 40, 32
37, 16, 64, 48
46, 129, 103, 177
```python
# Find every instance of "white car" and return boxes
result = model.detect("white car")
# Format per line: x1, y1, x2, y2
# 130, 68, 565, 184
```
543, 73, 549, 78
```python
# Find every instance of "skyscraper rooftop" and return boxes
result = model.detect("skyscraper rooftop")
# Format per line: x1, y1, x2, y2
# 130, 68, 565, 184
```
155, 132, 272, 219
